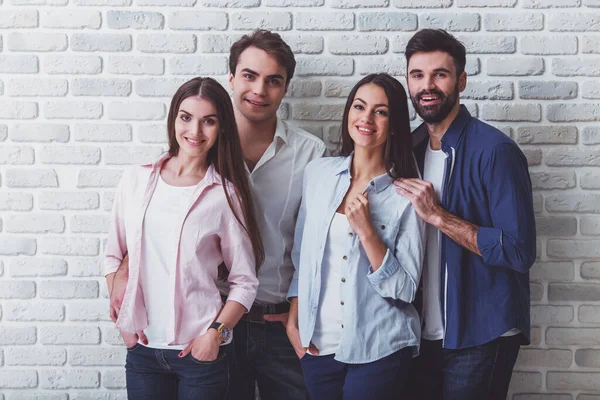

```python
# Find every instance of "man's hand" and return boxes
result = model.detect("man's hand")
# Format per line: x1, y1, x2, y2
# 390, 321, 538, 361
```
263, 312, 289, 326
395, 178, 443, 226
286, 298, 319, 359
121, 330, 148, 348
109, 254, 130, 323
179, 329, 221, 361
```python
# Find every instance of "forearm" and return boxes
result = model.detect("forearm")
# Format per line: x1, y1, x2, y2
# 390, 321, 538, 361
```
105, 273, 115, 295
216, 300, 248, 329
288, 297, 299, 328
432, 208, 481, 256
359, 233, 387, 271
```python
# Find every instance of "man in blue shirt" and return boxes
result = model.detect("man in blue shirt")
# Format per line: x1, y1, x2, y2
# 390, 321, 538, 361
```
396, 29, 536, 400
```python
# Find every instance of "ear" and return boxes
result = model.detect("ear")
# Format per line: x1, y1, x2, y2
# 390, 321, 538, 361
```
228, 73, 235, 91
458, 71, 467, 93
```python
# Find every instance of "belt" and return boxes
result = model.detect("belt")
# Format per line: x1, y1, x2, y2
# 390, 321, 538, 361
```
222, 296, 290, 323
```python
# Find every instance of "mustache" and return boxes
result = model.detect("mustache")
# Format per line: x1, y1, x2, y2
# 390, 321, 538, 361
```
415, 89, 445, 101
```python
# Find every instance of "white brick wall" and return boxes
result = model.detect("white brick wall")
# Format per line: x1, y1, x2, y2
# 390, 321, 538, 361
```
0, 2, 599, 399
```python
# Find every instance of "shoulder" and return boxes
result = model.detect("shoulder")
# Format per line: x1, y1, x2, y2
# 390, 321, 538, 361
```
284, 121, 327, 153
305, 156, 345, 176
466, 118, 519, 151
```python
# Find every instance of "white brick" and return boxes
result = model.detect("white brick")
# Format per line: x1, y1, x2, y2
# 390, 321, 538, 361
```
40, 326, 101, 345
43, 11, 101, 29
549, 240, 600, 259
75, 124, 132, 142
104, 146, 164, 165
72, 79, 132, 97
44, 55, 102, 75
107, 102, 165, 121
517, 126, 578, 144
419, 12, 480, 31
103, 369, 126, 389
522, 0, 580, 7
231, 12, 291, 30
582, 127, 600, 145
357, 12, 416, 31
532, 173, 577, 191
296, 12, 353, 30
0, 101, 38, 119
168, 11, 228, 30
39, 237, 100, 256
71, 33, 132, 52
71, 394, 126, 400
0, 370, 38, 388
581, 170, 600, 189
75, 0, 131, 4
106, 11, 165, 29
0, 281, 36, 299
40, 192, 100, 210
7, 78, 68, 97
6, 393, 67, 400
70, 257, 103, 277
484, 12, 543, 31
393, 0, 452, 7
293, 103, 345, 121
9, 258, 68, 277
5, 214, 65, 233
71, 215, 110, 233
582, 36, 600, 54
520, 81, 578, 100
12, 0, 68, 4
531, 305, 574, 324
6, 347, 66, 366
280, 34, 324, 54
329, 35, 388, 55
481, 103, 541, 122
5, 169, 58, 188
44, 101, 103, 119
68, 302, 112, 322
136, 78, 188, 97
549, 13, 600, 32
288, 80, 322, 97
456, 0, 516, 5
41, 370, 100, 389
137, 0, 193, 4
104, 326, 126, 345
0, 193, 34, 211
297, 57, 354, 76
41, 146, 101, 165
40, 281, 99, 299
169, 56, 228, 75
553, 58, 600, 77
107, 55, 164, 75
462, 80, 513, 100
457, 35, 516, 53
11, 124, 70, 142
4, 301, 64, 321
138, 124, 168, 143
582, 81, 600, 99
546, 194, 600, 213
0, 10, 39, 28
0, 146, 35, 165
77, 169, 123, 188
0, 326, 37, 345
515, 349, 573, 368
547, 104, 600, 122
520, 36, 578, 55
198, 34, 243, 53
358, 58, 406, 75
8, 33, 67, 52
266, 0, 320, 5
137, 34, 196, 53
507, 372, 542, 392
487, 57, 544, 76
70, 347, 125, 366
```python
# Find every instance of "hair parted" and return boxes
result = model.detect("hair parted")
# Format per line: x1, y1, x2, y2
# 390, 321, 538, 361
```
229, 29, 296, 86
167, 77, 264, 274
405, 29, 467, 76
339, 73, 418, 180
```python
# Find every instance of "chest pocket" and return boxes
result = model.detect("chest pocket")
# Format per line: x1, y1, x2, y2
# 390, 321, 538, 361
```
371, 218, 400, 251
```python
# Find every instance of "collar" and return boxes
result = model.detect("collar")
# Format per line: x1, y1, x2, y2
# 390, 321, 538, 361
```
274, 118, 288, 145
412, 105, 472, 151
335, 154, 394, 194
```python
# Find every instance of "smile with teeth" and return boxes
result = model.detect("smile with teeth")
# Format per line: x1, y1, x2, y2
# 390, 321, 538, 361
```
357, 126, 376, 134
185, 137, 205, 146
246, 99, 268, 107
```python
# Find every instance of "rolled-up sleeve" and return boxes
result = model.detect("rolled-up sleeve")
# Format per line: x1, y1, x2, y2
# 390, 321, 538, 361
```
104, 171, 129, 277
477, 143, 536, 273
221, 198, 259, 312
367, 205, 426, 303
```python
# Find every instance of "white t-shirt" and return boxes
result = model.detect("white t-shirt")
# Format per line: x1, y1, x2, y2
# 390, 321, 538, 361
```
310, 212, 348, 355
140, 174, 197, 350
422, 141, 447, 341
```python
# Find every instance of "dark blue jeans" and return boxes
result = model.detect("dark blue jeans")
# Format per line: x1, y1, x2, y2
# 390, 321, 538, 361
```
300, 347, 413, 400
125, 343, 230, 400
226, 320, 309, 400
406, 335, 522, 400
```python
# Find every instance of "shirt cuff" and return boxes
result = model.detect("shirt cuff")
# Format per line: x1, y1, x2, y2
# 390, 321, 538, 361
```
477, 226, 503, 252
366, 249, 399, 285
225, 291, 255, 313
287, 279, 299, 300
103, 260, 121, 277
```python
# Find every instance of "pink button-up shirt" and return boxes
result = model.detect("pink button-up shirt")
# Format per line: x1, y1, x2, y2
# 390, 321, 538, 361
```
104, 154, 258, 346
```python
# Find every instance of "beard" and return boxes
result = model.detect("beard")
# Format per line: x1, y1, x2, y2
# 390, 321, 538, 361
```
410, 82, 460, 124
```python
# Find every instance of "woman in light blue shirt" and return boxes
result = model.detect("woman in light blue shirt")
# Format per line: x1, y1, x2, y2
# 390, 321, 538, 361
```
286, 73, 426, 400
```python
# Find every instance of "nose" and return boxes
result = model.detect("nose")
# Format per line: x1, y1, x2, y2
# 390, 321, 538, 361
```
252, 80, 267, 96
360, 109, 374, 124
188, 122, 201, 137
423, 75, 436, 90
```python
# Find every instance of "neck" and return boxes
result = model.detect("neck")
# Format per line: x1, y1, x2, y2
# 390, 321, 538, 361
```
235, 107, 278, 148
351, 146, 387, 181
170, 152, 208, 177
425, 103, 462, 150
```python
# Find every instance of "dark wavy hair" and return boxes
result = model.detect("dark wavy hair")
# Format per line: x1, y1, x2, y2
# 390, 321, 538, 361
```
167, 77, 264, 274
339, 73, 418, 179
405, 29, 467, 76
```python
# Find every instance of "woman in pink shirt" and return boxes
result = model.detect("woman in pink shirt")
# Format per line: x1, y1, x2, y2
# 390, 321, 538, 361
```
104, 77, 263, 399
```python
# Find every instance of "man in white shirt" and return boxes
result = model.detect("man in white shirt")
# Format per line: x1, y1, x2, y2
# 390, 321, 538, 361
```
108, 30, 326, 400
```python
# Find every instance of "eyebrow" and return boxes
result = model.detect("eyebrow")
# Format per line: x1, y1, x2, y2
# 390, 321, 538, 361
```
408, 67, 452, 74
241, 68, 285, 81
179, 109, 218, 119
354, 97, 389, 108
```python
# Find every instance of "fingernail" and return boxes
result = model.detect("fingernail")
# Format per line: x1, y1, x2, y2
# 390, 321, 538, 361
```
178, 352, 183, 357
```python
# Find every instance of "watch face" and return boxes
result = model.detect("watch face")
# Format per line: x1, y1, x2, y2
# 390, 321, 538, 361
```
220, 326, 231, 340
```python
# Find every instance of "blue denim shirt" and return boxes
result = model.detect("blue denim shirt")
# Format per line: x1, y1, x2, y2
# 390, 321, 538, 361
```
412, 106, 536, 349
288, 156, 426, 364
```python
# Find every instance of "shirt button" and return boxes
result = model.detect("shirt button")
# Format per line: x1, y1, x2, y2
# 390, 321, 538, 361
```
381, 225, 385, 230
370, 181, 374, 186
341, 277, 346, 282
348, 232, 353, 237
341, 324, 344, 328
340, 301, 344, 305
343, 255, 348, 260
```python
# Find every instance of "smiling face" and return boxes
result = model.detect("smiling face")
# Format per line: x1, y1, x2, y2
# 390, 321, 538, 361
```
228, 46, 288, 125
174, 96, 220, 160
407, 50, 466, 124
347, 83, 390, 151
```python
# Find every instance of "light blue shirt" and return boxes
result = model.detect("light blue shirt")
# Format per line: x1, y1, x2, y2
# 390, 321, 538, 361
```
288, 155, 426, 364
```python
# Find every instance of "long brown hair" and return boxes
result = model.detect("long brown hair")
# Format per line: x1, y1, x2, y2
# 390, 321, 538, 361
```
167, 77, 265, 274
339, 73, 418, 180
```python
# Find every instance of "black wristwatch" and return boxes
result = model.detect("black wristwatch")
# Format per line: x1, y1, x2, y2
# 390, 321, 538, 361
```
209, 322, 231, 343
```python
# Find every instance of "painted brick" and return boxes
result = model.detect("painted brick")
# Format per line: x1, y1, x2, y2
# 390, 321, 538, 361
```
0, 101, 38, 119
549, 283, 600, 302
485, 12, 543, 31
0, 281, 36, 299
515, 349, 573, 368
547, 372, 600, 391
0, 327, 37, 345
552, 58, 600, 77
5, 169, 58, 188
548, 240, 600, 259
40, 192, 100, 210
77, 169, 123, 188
486, 57, 544, 76
549, 13, 600, 32
393, 0, 452, 6
517, 126, 578, 144
0, 370, 38, 388
0, 193, 34, 211
40, 146, 101, 165
74, 124, 132, 142
5, 214, 65, 234
8, 33, 67, 52
462, 80, 513, 100
0, 55, 39, 73
7, 78, 68, 97
69, 257, 103, 277
137, 124, 168, 143
481, 103, 541, 122
169, 56, 228, 75
328, 35, 388, 55
582, 36, 600, 54
579, 305, 600, 323
40, 326, 101, 345
545, 149, 600, 167
295, 12, 354, 31
72, 79, 132, 97
4, 301, 64, 322
107, 56, 165, 75
456, 34, 516, 53
519, 81, 577, 99
168, 12, 227, 30
520, 35, 578, 55
103, 369, 126, 389
68, 302, 112, 322
296, 57, 354, 76
581, 171, 600, 190
70, 348, 125, 366
280, 34, 323, 54
419, 12, 480, 31
43, 11, 101, 29
535, 216, 577, 236
71, 33, 132, 52
41, 370, 100, 389
107, 102, 166, 121
6, 348, 66, 366
0, 146, 35, 165
39, 237, 100, 256
357, 12, 417, 31
232, 12, 292, 31
531, 305, 574, 324
44, 55, 102, 75
106, 11, 164, 29
0, 10, 39, 29
9, 258, 68, 277
44, 101, 103, 120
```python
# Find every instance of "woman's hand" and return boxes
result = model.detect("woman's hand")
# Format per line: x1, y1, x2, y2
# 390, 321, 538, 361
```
345, 192, 376, 240
121, 330, 148, 348
179, 329, 221, 361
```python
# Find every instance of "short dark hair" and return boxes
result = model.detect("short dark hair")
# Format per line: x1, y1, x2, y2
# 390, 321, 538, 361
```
229, 29, 296, 85
339, 73, 418, 180
405, 29, 467, 75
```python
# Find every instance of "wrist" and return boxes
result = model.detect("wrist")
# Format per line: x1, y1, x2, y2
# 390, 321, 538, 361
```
427, 206, 445, 227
